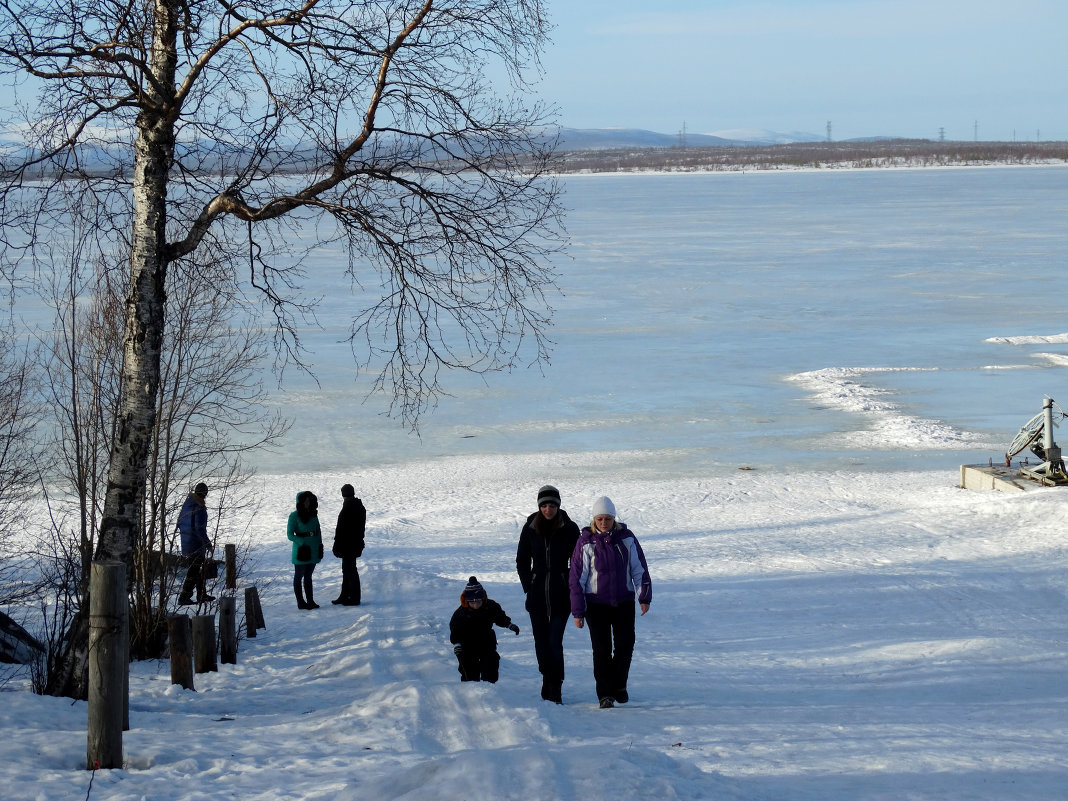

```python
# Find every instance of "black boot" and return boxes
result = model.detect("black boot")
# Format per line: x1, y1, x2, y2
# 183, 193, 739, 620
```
294, 579, 309, 610
541, 679, 563, 704
196, 569, 211, 605
303, 577, 319, 609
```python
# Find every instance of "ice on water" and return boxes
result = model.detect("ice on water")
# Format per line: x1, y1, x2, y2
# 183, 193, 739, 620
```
267, 166, 1068, 475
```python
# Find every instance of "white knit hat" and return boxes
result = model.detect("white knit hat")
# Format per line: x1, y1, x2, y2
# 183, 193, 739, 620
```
591, 496, 616, 518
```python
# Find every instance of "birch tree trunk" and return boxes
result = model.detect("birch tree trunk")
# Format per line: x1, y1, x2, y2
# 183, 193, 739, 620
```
45, 3, 179, 699
98, 0, 176, 562
97, 128, 172, 563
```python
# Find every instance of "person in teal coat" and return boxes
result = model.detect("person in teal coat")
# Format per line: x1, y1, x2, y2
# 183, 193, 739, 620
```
288, 491, 324, 609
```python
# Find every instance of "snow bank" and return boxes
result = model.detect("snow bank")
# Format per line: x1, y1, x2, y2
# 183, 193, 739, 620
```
786, 367, 995, 450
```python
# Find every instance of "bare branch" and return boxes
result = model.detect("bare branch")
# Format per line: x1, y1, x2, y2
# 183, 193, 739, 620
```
0, 0, 562, 696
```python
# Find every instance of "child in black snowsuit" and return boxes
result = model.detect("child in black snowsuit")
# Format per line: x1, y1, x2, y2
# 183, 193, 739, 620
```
449, 576, 520, 682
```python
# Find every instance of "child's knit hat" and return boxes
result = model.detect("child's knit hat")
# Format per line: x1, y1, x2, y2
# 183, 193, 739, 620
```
463, 576, 487, 602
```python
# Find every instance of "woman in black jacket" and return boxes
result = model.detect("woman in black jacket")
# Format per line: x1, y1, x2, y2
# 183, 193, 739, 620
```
515, 484, 581, 703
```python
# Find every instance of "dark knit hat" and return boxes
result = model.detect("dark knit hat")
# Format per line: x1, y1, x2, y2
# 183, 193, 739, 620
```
194, 482, 208, 497
463, 576, 487, 602
341, 484, 355, 497
537, 485, 561, 507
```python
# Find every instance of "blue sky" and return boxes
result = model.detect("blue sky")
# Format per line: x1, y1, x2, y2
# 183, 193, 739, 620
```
536, 0, 1068, 141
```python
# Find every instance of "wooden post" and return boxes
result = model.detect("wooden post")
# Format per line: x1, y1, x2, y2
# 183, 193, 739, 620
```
87, 560, 126, 770
244, 588, 257, 638
122, 600, 130, 732
219, 596, 237, 664
224, 543, 237, 590
249, 585, 265, 630
191, 613, 217, 674
167, 614, 195, 690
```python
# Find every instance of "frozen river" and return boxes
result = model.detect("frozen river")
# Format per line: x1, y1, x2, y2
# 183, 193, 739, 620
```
265, 165, 1068, 476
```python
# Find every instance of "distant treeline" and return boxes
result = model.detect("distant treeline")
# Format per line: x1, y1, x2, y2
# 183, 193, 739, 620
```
544, 140, 1068, 174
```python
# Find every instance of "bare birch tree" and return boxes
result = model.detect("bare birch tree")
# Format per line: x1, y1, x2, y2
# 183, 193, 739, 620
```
0, 0, 562, 697
33, 224, 289, 689
0, 327, 42, 608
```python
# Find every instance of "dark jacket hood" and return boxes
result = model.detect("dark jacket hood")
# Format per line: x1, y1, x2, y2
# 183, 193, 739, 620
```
295, 490, 318, 522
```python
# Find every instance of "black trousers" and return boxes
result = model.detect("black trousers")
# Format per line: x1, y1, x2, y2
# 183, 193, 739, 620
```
583, 600, 635, 701
339, 554, 361, 603
528, 610, 570, 684
180, 549, 207, 600
456, 644, 500, 682
293, 563, 316, 600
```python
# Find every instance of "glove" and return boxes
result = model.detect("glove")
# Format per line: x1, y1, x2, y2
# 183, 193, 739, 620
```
508, 623, 520, 636
453, 644, 463, 655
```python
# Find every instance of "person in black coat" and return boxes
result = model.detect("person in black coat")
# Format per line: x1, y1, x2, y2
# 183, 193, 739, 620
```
515, 484, 581, 703
449, 576, 519, 682
331, 484, 366, 606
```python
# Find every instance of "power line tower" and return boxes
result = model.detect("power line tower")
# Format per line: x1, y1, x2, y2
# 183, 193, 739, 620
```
973, 120, 978, 141
826, 120, 832, 142
938, 127, 945, 142
677, 121, 687, 148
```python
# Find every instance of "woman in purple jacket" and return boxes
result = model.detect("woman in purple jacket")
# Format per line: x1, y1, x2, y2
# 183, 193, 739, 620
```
569, 496, 652, 708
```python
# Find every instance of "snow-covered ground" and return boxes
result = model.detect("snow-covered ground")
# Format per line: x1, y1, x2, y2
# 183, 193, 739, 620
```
6, 168, 1068, 799
4, 455, 1067, 800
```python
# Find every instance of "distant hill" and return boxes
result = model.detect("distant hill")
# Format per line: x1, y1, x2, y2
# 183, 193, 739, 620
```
553, 126, 826, 151
0, 125, 824, 171
5, 126, 1062, 178
705, 127, 827, 145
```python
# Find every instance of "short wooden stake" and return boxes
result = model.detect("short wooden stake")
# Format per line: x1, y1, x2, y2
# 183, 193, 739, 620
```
224, 543, 237, 590
122, 600, 130, 732
219, 596, 237, 664
167, 614, 195, 690
192, 613, 217, 674
244, 588, 258, 638
249, 585, 265, 629
87, 560, 126, 770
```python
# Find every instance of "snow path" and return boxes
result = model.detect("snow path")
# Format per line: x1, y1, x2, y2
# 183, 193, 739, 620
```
4, 461, 1068, 799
